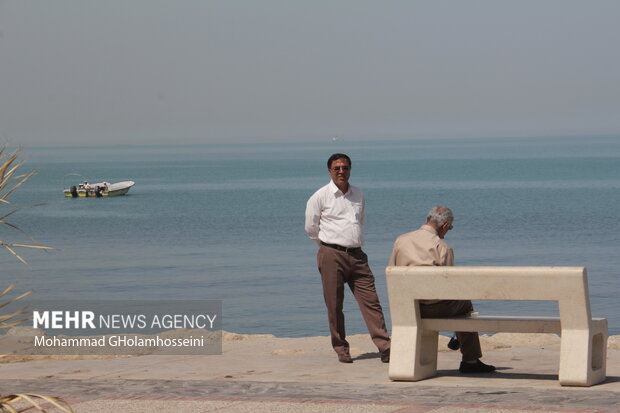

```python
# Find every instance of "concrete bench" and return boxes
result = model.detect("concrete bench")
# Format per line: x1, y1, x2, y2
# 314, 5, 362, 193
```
385, 266, 608, 386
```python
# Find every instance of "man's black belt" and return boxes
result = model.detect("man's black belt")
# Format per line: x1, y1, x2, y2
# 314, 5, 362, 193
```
320, 241, 362, 254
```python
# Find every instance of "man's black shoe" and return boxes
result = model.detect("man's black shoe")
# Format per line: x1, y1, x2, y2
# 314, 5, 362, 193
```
447, 335, 460, 350
380, 348, 390, 363
459, 360, 496, 373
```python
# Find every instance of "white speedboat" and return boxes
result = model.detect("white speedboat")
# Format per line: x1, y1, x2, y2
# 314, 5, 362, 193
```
64, 180, 135, 198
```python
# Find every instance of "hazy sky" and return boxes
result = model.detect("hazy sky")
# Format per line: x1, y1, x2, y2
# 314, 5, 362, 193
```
1, 1, 619, 146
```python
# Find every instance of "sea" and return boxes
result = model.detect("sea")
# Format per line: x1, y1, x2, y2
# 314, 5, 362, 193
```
5, 135, 620, 336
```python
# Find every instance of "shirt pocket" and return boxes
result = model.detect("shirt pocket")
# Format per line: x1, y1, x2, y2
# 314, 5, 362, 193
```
350, 201, 363, 221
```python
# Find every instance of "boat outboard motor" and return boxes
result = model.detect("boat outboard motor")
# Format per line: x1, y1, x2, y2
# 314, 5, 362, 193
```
70, 186, 78, 198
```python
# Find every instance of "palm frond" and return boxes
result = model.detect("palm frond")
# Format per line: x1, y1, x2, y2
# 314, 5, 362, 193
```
0, 394, 74, 413
0, 147, 20, 179
2, 245, 28, 265
0, 170, 38, 203
0, 283, 32, 309
0, 282, 19, 298
0, 316, 30, 330
0, 147, 72, 412
0, 145, 56, 261
0, 204, 53, 252
0, 283, 32, 329
0, 204, 47, 221
0, 150, 24, 198
1, 243, 56, 251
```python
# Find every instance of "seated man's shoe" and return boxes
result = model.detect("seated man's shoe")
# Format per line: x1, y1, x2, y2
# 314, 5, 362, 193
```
459, 359, 496, 373
447, 335, 460, 350
380, 348, 390, 363
338, 353, 353, 363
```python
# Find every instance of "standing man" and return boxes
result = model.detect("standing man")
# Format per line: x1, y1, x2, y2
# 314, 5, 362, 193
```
388, 206, 495, 373
305, 153, 391, 364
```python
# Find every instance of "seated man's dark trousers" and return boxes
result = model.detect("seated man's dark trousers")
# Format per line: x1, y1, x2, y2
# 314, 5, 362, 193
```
420, 300, 482, 361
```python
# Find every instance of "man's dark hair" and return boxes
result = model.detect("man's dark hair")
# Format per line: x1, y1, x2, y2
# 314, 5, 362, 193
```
327, 153, 352, 169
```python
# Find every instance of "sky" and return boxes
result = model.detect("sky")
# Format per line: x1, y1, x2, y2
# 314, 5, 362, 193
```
1, 0, 619, 147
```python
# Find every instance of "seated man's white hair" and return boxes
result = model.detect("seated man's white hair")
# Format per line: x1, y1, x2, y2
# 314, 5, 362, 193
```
426, 206, 453, 227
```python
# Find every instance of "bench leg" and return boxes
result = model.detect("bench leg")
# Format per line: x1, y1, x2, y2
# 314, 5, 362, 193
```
389, 326, 438, 381
559, 322, 608, 386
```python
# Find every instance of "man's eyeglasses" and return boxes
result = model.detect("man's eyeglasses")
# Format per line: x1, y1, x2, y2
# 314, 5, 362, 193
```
331, 166, 350, 172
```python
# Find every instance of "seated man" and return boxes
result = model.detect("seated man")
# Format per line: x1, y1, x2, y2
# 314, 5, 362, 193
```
388, 206, 495, 373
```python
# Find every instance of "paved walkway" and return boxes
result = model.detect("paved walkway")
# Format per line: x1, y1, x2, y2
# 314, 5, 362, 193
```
2, 378, 619, 412
1, 333, 618, 412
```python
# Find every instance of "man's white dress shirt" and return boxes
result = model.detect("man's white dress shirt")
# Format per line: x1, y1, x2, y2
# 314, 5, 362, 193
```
305, 180, 365, 248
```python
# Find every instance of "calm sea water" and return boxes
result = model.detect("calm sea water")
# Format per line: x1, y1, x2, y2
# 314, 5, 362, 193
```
5, 136, 620, 336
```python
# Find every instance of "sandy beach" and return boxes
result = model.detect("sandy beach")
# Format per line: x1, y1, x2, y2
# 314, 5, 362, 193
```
1, 332, 619, 412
